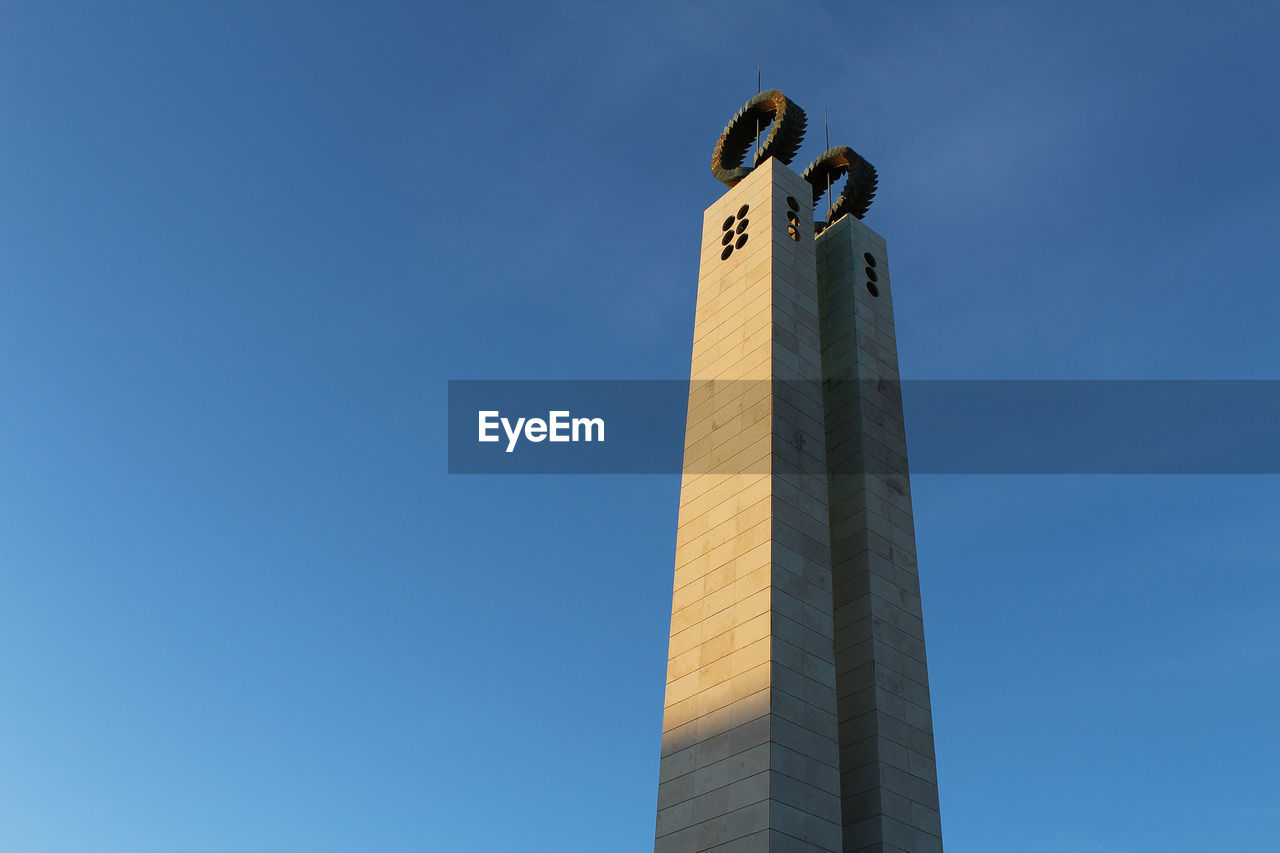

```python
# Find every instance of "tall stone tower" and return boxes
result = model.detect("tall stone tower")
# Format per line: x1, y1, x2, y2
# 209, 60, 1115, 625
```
654, 92, 943, 853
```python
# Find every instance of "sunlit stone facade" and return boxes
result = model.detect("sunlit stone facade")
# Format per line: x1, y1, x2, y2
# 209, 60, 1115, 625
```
655, 158, 942, 853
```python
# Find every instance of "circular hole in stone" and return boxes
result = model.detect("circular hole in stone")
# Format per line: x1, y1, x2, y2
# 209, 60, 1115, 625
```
787, 196, 799, 212
866, 281, 879, 297
723, 216, 736, 232
721, 245, 734, 260
865, 266, 878, 282
735, 233, 748, 249
864, 252, 877, 267
737, 204, 750, 219
722, 231, 735, 246
736, 219, 749, 234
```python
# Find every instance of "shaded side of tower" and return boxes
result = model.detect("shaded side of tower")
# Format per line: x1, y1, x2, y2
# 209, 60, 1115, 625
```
817, 216, 943, 853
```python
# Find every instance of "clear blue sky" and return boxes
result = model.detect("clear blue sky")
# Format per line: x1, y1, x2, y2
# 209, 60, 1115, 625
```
2, 2, 1278, 851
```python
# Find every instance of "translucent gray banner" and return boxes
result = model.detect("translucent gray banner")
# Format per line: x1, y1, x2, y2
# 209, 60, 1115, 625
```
447, 380, 1280, 474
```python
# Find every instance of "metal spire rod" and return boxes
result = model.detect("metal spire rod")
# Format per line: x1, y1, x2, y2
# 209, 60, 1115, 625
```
755, 57, 761, 162
826, 108, 832, 220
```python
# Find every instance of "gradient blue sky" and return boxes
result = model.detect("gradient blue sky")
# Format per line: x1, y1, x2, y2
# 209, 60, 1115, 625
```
2, 2, 1278, 851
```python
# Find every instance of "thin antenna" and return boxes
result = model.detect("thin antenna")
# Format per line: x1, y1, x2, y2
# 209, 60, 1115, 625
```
754, 56, 762, 163
825, 108, 832, 221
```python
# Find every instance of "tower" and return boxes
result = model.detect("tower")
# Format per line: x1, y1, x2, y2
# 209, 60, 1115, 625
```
655, 92, 943, 853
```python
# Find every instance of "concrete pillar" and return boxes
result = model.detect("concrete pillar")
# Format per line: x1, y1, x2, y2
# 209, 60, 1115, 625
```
656, 158, 843, 853
656, 160, 943, 853
817, 216, 943, 853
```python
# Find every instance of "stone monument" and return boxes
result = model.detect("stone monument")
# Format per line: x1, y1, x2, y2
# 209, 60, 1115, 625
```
654, 91, 943, 853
